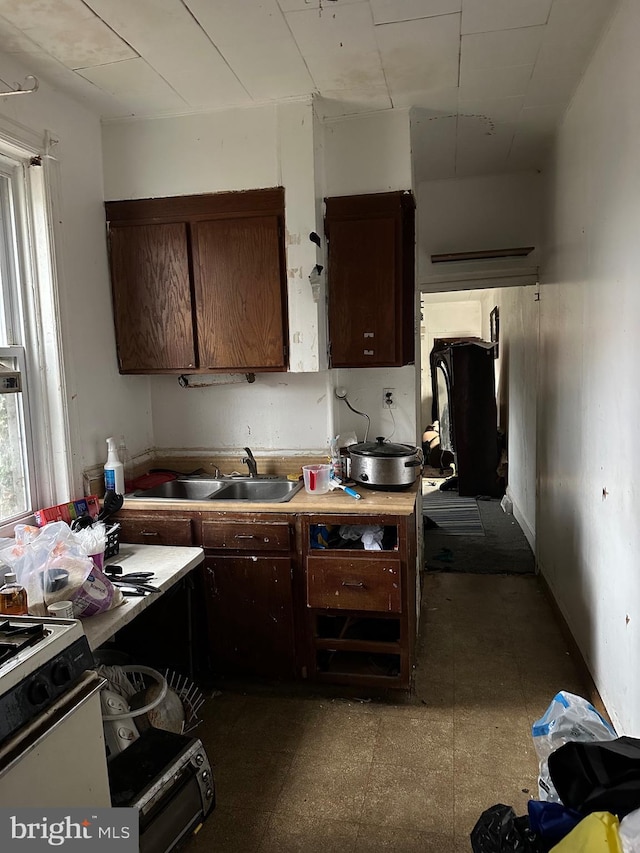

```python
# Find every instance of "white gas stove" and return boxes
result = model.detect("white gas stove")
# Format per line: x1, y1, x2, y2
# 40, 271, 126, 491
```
0, 615, 94, 743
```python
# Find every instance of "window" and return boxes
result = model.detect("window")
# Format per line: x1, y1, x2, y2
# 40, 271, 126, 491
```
0, 127, 70, 533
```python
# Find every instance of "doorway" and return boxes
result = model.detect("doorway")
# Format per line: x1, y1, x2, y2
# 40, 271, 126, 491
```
419, 284, 539, 572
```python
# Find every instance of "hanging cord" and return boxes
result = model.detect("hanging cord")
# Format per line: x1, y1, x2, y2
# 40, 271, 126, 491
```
335, 388, 370, 442
384, 401, 396, 441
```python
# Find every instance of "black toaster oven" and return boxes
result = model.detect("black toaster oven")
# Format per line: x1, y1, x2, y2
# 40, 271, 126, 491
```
108, 728, 215, 853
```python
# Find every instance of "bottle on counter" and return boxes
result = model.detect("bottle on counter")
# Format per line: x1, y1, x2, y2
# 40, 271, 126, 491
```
0, 572, 28, 616
104, 436, 125, 495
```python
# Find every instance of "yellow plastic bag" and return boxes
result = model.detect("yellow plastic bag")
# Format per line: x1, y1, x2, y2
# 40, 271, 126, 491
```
550, 812, 623, 853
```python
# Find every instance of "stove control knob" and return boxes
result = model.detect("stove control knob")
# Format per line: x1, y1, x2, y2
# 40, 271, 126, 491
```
27, 679, 51, 706
194, 753, 204, 766
51, 662, 72, 686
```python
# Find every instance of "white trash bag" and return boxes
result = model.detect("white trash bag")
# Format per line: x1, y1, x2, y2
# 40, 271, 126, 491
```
531, 690, 617, 803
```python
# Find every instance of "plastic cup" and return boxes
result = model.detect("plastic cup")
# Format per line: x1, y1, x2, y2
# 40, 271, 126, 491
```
302, 464, 331, 495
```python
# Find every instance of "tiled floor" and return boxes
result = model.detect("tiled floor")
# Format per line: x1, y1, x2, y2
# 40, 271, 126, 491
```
185, 572, 590, 852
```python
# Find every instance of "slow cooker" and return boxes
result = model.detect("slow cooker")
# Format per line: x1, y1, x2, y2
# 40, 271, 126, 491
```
348, 437, 423, 490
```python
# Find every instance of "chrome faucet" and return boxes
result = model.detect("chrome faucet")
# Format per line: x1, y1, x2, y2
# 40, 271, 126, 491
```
242, 447, 258, 477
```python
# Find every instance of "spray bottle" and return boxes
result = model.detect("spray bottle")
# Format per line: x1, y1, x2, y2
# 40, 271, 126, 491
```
104, 436, 125, 494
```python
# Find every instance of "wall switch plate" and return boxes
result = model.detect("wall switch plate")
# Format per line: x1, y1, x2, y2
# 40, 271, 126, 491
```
383, 388, 396, 408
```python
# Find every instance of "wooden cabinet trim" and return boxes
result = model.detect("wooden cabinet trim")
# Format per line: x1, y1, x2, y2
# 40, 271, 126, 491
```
106, 188, 285, 225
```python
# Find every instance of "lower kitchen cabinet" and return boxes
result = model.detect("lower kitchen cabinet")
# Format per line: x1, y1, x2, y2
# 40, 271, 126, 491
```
113, 503, 417, 688
202, 553, 295, 678
301, 514, 416, 689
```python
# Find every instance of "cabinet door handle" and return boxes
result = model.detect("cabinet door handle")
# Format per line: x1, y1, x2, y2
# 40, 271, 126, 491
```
141, 530, 160, 537
234, 534, 256, 540
342, 580, 365, 589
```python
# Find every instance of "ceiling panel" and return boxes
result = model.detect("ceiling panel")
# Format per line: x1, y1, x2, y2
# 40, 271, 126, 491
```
83, 0, 250, 109
285, 2, 387, 92
461, 0, 553, 35
0, 0, 137, 70
458, 95, 524, 124
395, 85, 459, 111
186, 0, 314, 101
459, 64, 533, 101
277, 0, 366, 11
78, 57, 188, 115
536, 0, 615, 66
461, 26, 545, 74
371, 0, 461, 26
524, 62, 581, 107
315, 86, 392, 117
375, 13, 460, 98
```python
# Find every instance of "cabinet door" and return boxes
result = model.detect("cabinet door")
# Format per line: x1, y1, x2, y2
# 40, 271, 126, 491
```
203, 554, 295, 677
192, 216, 287, 370
327, 216, 398, 366
325, 192, 415, 368
109, 223, 196, 372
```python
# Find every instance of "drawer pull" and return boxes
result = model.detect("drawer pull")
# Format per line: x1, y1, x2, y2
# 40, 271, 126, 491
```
141, 531, 160, 537
234, 534, 256, 540
341, 580, 365, 589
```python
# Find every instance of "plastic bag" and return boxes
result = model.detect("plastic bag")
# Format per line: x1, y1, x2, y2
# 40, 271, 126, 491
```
549, 737, 640, 818
549, 812, 623, 853
0, 521, 123, 617
528, 800, 583, 848
470, 804, 543, 853
619, 807, 640, 853
532, 691, 617, 803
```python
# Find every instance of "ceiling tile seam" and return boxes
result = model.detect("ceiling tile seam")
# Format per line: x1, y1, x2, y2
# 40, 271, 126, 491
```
180, 0, 253, 101
372, 10, 464, 28
461, 22, 551, 39
78, 0, 141, 62
279, 1, 320, 98
368, 0, 392, 107
75, 55, 190, 108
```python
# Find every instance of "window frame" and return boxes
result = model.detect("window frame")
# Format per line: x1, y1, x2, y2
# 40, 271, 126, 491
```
0, 119, 71, 536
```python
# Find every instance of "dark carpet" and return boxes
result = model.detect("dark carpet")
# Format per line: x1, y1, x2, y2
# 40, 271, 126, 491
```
424, 496, 534, 574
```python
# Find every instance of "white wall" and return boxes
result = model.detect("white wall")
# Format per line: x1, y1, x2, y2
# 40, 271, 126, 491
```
0, 50, 152, 496
538, 0, 639, 733
324, 109, 411, 197
417, 172, 543, 286
478, 286, 538, 548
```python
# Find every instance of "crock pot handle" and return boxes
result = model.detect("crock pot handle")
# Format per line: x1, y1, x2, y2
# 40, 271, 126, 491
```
404, 447, 425, 468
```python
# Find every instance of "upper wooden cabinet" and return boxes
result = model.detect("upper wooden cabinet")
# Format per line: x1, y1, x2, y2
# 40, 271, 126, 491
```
325, 191, 415, 368
105, 188, 289, 374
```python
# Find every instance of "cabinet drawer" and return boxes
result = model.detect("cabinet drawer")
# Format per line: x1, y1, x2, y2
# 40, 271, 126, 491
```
307, 555, 401, 613
117, 516, 194, 546
202, 521, 291, 551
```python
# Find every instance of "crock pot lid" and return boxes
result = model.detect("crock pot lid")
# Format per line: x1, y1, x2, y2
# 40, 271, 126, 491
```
350, 437, 417, 457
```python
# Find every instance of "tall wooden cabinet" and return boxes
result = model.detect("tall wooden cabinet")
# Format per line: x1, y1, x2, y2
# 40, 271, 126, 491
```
105, 188, 289, 374
324, 191, 415, 368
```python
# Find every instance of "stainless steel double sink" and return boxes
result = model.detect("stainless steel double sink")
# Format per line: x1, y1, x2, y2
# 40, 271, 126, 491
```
127, 476, 303, 504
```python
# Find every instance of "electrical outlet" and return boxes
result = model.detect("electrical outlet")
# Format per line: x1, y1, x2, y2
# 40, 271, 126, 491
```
383, 388, 396, 409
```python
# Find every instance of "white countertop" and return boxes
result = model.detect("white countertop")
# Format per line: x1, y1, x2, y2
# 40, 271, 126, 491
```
81, 543, 204, 651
